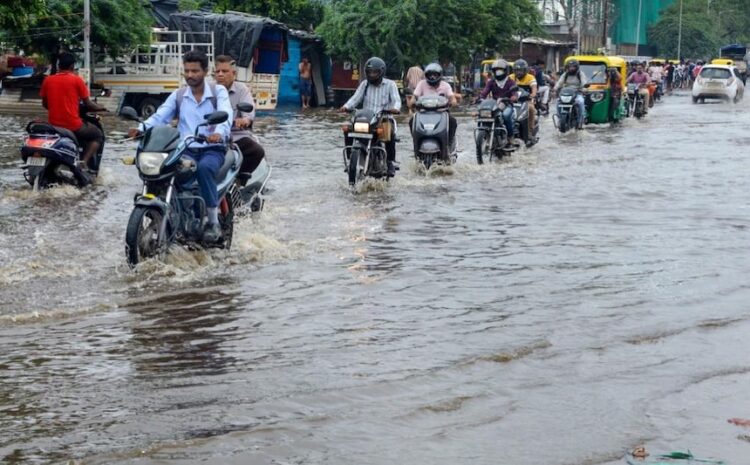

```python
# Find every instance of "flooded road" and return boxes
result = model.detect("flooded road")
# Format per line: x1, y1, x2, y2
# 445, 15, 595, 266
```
1, 93, 749, 465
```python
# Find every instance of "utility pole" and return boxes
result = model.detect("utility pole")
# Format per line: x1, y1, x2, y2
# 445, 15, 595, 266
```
635, 0, 643, 57
83, 0, 91, 89
602, 0, 609, 50
677, 0, 683, 60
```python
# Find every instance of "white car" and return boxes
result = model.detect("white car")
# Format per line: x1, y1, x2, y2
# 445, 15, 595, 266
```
692, 65, 745, 103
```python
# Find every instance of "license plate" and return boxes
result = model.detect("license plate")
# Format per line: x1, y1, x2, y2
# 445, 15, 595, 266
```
351, 133, 372, 139
27, 157, 46, 167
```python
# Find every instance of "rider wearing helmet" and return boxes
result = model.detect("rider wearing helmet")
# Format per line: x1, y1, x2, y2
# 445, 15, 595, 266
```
410, 63, 458, 147
341, 57, 402, 177
509, 59, 538, 147
554, 59, 588, 129
479, 59, 517, 145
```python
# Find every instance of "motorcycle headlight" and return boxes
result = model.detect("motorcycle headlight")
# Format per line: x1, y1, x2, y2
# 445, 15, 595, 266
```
590, 92, 605, 103
560, 95, 573, 103
353, 122, 370, 133
479, 109, 492, 118
137, 152, 168, 176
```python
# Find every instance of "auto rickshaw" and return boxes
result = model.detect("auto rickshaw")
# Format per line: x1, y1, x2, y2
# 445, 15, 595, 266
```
711, 58, 734, 66
563, 55, 627, 125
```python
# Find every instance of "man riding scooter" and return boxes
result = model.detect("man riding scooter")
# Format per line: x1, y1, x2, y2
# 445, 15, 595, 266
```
554, 59, 588, 129
509, 59, 538, 147
409, 63, 458, 148
39, 51, 108, 185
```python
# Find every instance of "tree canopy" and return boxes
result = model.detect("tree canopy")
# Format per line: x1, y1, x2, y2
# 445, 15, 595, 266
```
316, 0, 541, 70
0, 0, 152, 60
195, 0, 324, 30
649, 0, 750, 59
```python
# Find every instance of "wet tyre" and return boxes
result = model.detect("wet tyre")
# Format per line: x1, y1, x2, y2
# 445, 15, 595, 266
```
348, 147, 361, 186
31, 172, 46, 191
219, 194, 234, 250
475, 130, 486, 164
692, 96, 699, 104
125, 206, 164, 268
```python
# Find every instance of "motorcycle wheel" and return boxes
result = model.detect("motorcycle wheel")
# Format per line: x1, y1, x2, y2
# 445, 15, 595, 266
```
475, 130, 486, 165
31, 172, 46, 192
348, 147, 361, 186
125, 206, 165, 268
558, 114, 569, 133
220, 193, 234, 250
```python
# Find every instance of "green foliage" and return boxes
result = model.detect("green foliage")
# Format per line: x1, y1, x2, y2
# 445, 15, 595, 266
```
0, 0, 151, 59
0, 0, 46, 31
210, 0, 324, 29
316, 0, 541, 70
178, 0, 203, 12
649, 0, 750, 59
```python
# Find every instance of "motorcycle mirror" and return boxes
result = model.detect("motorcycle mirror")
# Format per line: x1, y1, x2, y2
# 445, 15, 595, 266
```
203, 111, 229, 125
236, 102, 254, 113
119, 106, 141, 122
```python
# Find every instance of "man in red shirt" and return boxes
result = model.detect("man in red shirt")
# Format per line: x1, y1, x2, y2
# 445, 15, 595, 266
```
39, 52, 106, 173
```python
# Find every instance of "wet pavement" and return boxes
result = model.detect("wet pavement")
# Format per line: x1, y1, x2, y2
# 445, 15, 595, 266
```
1, 93, 749, 465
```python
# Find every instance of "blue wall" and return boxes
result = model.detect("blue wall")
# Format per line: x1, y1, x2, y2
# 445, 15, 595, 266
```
278, 37, 302, 105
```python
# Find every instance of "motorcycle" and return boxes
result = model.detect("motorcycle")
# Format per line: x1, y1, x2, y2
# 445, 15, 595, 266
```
553, 86, 581, 133
411, 95, 456, 170
342, 108, 395, 186
627, 83, 646, 119
118, 103, 252, 268
474, 98, 513, 164
514, 89, 539, 147
20, 107, 106, 190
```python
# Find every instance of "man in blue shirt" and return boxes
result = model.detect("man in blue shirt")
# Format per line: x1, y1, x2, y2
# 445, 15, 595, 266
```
128, 50, 232, 242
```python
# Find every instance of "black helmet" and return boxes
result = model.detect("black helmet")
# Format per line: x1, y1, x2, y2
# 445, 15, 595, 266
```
566, 59, 579, 74
424, 63, 443, 86
365, 57, 386, 85
514, 59, 529, 76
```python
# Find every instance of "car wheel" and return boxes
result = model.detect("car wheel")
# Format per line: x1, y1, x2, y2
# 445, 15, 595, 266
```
692, 96, 699, 104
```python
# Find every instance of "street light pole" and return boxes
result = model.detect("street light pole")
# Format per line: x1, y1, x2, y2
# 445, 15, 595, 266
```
635, 0, 643, 57
83, 0, 91, 89
677, 0, 683, 60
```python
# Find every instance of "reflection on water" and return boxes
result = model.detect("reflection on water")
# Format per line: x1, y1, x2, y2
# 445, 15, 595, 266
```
2, 97, 750, 464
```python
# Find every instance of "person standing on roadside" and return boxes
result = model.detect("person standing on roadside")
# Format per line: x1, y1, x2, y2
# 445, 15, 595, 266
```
299, 57, 313, 109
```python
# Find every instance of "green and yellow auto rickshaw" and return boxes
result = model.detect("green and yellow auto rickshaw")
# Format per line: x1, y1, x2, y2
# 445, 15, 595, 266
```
563, 55, 627, 125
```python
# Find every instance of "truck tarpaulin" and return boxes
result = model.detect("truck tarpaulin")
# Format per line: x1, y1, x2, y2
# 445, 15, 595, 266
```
168, 11, 288, 68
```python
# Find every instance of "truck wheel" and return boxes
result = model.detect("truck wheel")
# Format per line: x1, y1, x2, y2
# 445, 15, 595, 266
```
138, 97, 161, 118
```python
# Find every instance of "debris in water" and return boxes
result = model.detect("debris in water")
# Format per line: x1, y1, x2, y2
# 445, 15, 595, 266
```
728, 418, 750, 427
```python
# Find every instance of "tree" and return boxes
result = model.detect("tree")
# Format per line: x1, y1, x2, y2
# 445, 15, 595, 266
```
649, 0, 750, 59
316, 0, 541, 71
1, 0, 152, 60
209, 0, 324, 30
0, 0, 46, 31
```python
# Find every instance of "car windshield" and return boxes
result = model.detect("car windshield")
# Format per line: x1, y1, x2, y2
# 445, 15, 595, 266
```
700, 67, 732, 79
579, 63, 608, 84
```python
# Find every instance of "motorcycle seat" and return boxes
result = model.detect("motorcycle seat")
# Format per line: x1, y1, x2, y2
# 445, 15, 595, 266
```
215, 149, 241, 182
27, 122, 80, 147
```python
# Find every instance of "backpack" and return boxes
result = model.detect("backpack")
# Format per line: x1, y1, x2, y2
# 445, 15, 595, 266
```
174, 83, 218, 119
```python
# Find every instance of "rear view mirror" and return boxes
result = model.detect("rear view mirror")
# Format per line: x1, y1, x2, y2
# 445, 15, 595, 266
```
119, 106, 140, 122
203, 111, 228, 125
236, 102, 254, 113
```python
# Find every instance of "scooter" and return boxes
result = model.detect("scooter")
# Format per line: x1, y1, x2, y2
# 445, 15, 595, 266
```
20, 107, 106, 190
411, 95, 456, 170
553, 86, 581, 133
119, 103, 251, 267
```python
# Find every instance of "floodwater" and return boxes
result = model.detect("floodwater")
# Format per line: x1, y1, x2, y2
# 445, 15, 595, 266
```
1, 93, 749, 465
